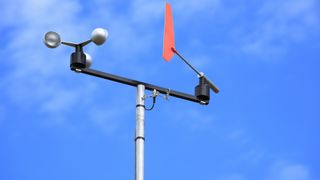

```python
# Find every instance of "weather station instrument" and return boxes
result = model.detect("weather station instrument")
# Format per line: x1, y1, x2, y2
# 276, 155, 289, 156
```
44, 2, 219, 180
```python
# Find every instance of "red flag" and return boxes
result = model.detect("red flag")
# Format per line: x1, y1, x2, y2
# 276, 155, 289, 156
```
162, 2, 175, 62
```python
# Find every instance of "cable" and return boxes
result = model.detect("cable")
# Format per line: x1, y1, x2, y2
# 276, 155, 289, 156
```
144, 96, 156, 111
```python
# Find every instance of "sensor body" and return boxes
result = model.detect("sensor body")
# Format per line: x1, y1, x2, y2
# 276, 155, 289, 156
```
195, 76, 210, 102
70, 46, 86, 69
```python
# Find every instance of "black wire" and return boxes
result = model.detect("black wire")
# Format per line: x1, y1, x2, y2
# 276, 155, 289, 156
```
144, 97, 156, 111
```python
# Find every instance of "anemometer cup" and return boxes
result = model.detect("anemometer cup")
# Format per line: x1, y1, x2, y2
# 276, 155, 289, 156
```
195, 76, 210, 102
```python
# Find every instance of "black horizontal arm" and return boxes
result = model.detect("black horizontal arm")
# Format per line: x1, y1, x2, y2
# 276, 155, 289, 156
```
74, 68, 208, 105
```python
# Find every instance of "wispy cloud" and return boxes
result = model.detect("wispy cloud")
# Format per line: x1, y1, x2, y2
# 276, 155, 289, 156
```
266, 161, 311, 180
81, 0, 222, 72
167, 107, 215, 131
0, 0, 98, 128
216, 160, 311, 180
240, 0, 319, 59
173, 0, 221, 20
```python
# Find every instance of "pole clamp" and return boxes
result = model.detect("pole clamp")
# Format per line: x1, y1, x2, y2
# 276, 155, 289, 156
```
136, 104, 145, 108
135, 136, 145, 141
165, 88, 171, 100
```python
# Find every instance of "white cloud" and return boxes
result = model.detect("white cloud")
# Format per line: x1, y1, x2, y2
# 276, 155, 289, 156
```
130, 0, 164, 23
266, 161, 311, 180
174, 0, 221, 20
0, 0, 97, 126
129, 0, 221, 23
80, 0, 222, 71
0, 0, 81, 30
240, 0, 319, 58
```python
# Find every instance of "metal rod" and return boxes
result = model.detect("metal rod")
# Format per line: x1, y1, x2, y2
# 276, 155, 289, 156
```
171, 48, 202, 77
203, 76, 220, 93
77, 68, 207, 104
172, 48, 220, 94
135, 84, 145, 180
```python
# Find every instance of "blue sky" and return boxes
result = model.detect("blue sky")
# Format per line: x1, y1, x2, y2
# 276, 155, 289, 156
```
0, 0, 319, 179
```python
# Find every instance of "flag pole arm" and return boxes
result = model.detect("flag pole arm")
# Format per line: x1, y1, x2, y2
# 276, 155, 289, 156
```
72, 67, 209, 105
171, 48, 220, 94
203, 76, 220, 94
171, 48, 202, 77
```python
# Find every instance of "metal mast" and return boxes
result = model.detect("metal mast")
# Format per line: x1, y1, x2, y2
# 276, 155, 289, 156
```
135, 85, 145, 180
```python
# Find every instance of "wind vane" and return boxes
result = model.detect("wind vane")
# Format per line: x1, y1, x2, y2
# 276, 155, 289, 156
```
44, 2, 219, 180
163, 2, 219, 96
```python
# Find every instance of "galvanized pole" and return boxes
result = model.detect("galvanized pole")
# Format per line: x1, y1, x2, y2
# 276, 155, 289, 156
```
135, 84, 145, 180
